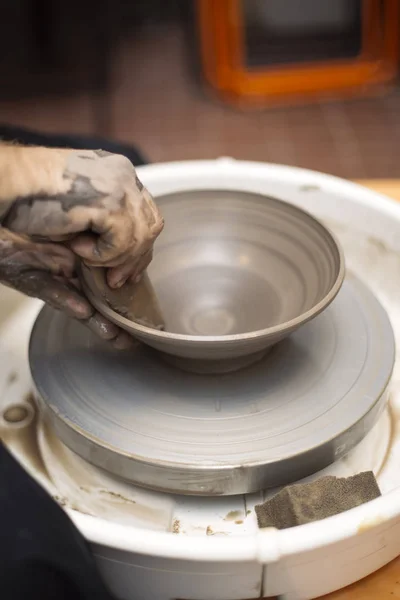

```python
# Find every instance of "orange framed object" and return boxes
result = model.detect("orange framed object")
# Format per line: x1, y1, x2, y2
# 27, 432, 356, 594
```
196, 0, 400, 106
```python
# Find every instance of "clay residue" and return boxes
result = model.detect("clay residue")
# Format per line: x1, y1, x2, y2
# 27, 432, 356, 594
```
205, 526, 227, 536
53, 494, 68, 507
52, 494, 92, 515
98, 489, 136, 504
224, 510, 243, 521
40, 419, 173, 530
298, 184, 320, 192
357, 515, 386, 534
172, 519, 180, 534
206, 526, 214, 536
6, 371, 18, 384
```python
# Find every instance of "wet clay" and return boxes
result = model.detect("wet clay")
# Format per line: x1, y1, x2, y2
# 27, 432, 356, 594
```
255, 472, 381, 530
83, 265, 165, 330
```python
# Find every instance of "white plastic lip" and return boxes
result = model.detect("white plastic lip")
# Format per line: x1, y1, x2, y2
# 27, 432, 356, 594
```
69, 488, 400, 563
54, 159, 400, 562
138, 157, 400, 219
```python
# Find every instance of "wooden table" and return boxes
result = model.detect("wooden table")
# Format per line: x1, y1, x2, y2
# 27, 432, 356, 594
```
353, 179, 400, 203
322, 179, 400, 598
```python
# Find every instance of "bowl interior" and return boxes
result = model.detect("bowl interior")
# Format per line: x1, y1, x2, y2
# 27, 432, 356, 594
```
146, 190, 343, 337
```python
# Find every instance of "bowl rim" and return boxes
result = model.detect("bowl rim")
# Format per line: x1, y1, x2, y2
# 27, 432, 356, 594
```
82, 190, 346, 344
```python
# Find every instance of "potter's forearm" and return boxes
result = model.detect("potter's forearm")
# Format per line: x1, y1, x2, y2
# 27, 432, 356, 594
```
0, 142, 163, 286
0, 144, 128, 240
0, 144, 73, 215
0, 144, 129, 236
0, 142, 162, 346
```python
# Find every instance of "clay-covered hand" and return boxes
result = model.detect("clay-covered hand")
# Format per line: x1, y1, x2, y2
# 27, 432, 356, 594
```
0, 145, 164, 347
0, 228, 134, 348
0, 147, 163, 288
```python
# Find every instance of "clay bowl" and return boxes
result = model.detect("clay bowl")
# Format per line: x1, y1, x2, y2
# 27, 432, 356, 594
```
81, 190, 345, 373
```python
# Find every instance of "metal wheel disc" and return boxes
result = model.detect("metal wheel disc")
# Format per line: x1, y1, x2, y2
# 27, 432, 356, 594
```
29, 274, 395, 495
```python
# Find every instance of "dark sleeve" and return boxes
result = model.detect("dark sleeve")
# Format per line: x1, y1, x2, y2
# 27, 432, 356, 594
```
0, 442, 116, 600
0, 124, 148, 166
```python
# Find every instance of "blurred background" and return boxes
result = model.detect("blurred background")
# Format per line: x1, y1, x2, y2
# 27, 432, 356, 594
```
0, 0, 399, 179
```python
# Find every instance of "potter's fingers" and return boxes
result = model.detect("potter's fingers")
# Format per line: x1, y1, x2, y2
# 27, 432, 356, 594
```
107, 248, 153, 289
42, 245, 78, 279
48, 234, 78, 243
0, 231, 77, 280
68, 232, 105, 262
34, 243, 78, 279
83, 311, 136, 349
112, 330, 138, 350
69, 215, 133, 265
129, 249, 153, 282
69, 277, 82, 291
66, 234, 124, 269
69, 231, 132, 267
84, 312, 120, 340
6, 270, 134, 352
46, 278, 137, 349
69, 215, 159, 271
16, 271, 94, 320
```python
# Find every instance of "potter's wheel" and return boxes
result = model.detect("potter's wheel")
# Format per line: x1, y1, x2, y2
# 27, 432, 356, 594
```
29, 274, 394, 496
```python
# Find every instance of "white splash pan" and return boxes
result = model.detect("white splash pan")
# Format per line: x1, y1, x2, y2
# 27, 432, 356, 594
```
2, 158, 400, 600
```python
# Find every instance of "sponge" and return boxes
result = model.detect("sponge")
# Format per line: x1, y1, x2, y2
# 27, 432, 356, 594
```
255, 472, 381, 530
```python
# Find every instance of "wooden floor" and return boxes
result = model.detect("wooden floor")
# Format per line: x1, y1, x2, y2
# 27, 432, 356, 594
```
1, 23, 400, 179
